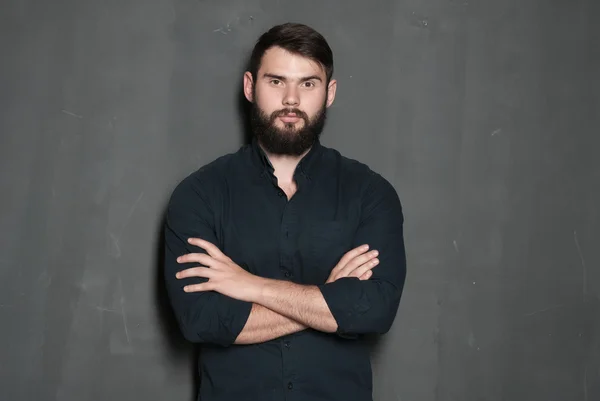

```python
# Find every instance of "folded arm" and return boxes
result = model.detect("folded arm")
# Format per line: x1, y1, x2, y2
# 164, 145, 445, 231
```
164, 172, 405, 345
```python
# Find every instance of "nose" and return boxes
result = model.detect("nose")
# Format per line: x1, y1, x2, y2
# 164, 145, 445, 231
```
283, 86, 299, 106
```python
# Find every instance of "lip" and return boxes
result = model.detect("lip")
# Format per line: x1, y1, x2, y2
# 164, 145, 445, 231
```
279, 115, 300, 123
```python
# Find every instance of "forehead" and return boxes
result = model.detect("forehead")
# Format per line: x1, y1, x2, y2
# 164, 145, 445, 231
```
258, 46, 325, 79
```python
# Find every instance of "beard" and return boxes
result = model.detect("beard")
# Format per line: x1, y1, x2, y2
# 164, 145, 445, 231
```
250, 96, 327, 156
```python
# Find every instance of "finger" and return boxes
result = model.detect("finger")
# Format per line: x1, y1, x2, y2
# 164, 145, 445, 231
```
187, 238, 227, 260
331, 262, 375, 283
338, 250, 379, 277
176, 266, 214, 279
359, 270, 373, 280
331, 244, 369, 273
177, 253, 214, 266
349, 258, 379, 279
183, 282, 213, 292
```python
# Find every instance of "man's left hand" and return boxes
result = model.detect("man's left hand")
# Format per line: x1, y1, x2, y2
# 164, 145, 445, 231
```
175, 238, 263, 302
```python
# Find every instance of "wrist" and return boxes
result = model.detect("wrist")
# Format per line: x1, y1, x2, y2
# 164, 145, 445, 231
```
250, 276, 270, 303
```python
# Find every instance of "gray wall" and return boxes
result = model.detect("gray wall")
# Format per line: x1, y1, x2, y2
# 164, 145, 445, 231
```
1, 0, 598, 400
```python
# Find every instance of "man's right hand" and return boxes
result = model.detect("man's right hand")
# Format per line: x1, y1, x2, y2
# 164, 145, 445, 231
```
326, 244, 379, 284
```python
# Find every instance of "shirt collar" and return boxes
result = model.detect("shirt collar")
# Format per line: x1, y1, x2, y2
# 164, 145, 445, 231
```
250, 136, 322, 180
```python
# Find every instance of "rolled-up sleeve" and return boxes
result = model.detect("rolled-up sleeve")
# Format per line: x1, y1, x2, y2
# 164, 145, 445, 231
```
163, 175, 253, 347
318, 173, 406, 336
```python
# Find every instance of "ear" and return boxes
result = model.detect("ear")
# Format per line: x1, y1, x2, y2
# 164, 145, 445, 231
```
326, 78, 337, 108
243, 72, 254, 102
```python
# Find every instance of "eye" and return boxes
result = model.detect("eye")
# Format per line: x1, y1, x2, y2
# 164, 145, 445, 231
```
270, 79, 282, 86
303, 81, 315, 88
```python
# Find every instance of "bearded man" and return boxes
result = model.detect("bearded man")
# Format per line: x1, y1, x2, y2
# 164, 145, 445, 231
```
164, 22, 407, 401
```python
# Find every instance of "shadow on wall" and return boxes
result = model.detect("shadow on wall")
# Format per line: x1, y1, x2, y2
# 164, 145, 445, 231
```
237, 80, 253, 146
154, 214, 200, 401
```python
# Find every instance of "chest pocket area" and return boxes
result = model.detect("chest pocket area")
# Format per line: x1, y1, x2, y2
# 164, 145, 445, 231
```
299, 220, 355, 284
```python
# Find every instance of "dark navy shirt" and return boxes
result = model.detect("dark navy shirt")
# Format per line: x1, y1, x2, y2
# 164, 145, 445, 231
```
164, 138, 406, 401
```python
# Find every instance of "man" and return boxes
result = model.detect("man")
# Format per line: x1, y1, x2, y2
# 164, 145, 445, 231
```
164, 22, 406, 401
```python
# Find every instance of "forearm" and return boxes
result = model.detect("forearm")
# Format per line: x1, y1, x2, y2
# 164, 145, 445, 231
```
253, 278, 338, 333
234, 303, 307, 344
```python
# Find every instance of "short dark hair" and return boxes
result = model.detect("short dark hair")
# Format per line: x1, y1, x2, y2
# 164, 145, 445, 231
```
248, 23, 334, 83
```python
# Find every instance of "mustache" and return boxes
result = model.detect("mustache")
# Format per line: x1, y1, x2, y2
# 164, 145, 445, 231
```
271, 108, 309, 120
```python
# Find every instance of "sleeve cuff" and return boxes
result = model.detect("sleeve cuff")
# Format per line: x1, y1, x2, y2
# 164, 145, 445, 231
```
220, 297, 253, 346
318, 277, 367, 338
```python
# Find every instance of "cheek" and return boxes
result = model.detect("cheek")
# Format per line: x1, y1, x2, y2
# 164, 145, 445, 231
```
304, 97, 326, 117
304, 89, 327, 106
258, 101, 281, 119
256, 86, 282, 108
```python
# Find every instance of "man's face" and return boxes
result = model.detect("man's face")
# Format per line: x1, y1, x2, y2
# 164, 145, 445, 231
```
244, 46, 337, 156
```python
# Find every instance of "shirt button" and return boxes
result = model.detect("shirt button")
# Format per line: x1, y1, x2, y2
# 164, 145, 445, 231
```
278, 191, 285, 197
284, 271, 292, 278
284, 341, 290, 348
287, 382, 293, 390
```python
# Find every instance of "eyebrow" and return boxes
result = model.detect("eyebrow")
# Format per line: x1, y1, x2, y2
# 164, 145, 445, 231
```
262, 73, 323, 82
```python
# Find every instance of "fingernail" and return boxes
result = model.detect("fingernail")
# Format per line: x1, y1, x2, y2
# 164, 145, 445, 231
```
177, 257, 181, 263
187, 238, 192, 243
362, 244, 369, 250
184, 286, 189, 292
176, 272, 181, 278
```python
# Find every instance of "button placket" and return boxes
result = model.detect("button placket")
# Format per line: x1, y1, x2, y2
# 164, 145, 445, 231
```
280, 201, 295, 280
